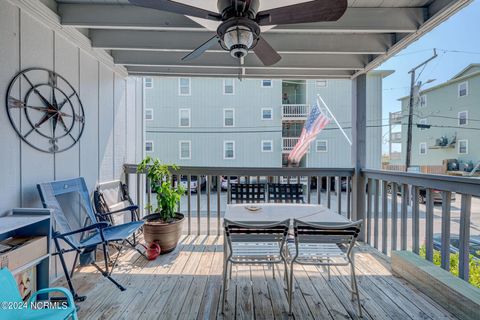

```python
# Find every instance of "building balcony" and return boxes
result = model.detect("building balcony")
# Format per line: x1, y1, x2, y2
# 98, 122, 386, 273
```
282, 137, 300, 153
282, 104, 310, 121
390, 111, 403, 124
391, 132, 402, 142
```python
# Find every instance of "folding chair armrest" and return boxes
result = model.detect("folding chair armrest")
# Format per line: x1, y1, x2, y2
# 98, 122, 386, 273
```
27, 287, 75, 307
103, 205, 138, 215
56, 222, 110, 238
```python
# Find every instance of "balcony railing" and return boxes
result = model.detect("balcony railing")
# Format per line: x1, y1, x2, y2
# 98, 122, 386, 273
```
124, 164, 480, 285
282, 104, 310, 120
390, 111, 402, 124
390, 132, 402, 142
282, 137, 299, 152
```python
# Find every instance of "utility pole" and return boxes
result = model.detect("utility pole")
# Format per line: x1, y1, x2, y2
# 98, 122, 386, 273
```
405, 49, 437, 171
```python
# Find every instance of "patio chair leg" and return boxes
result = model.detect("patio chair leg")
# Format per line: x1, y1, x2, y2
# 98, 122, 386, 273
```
288, 261, 294, 315
91, 262, 126, 291
272, 261, 275, 279
53, 237, 86, 302
102, 242, 110, 274
222, 260, 229, 314
283, 259, 289, 290
70, 252, 79, 279
328, 264, 331, 281
125, 238, 147, 259
350, 263, 362, 318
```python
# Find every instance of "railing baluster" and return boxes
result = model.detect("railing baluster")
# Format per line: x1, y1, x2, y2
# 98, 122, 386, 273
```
459, 194, 471, 281
366, 178, 372, 245
136, 173, 142, 217
326, 177, 331, 209
391, 182, 398, 252
307, 176, 311, 204
197, 175, 201, 235
441, 191, 451, 271
317, 176, 321, 205
412, 186, 420, 254
146, 177, 152, 215
373, 179, 379, 249
187, 175, 191, 235
425, 188, 434, 262
336, 176, 342, 215
217, 175, 221, 236
227, 175, 231, 204
346, 176, 351, 220
381, 180, 388, 255
401, 184, 408, 250
207, 175, 211, 235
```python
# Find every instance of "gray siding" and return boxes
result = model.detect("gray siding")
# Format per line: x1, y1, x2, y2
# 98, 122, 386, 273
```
0, 1, 143, 214
395, 70, 480, 166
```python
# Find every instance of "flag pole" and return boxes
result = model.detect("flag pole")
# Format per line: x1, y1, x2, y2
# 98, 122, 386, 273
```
317, 94, 352, 146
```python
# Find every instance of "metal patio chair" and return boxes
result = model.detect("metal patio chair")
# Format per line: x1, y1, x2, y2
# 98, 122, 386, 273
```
94, 180, 141, 244
267, 183, 304, 203
37, 177, 145, 302
222, 219, 290, 313
287, 220, 363, 317
230, 183, 266, 203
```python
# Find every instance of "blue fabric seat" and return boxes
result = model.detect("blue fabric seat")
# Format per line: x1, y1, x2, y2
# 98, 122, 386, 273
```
0, 268, 78, 320
37, 177, 145, 302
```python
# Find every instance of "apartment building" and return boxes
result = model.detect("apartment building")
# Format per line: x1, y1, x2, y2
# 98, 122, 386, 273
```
144, 72, 392, 168
391, 64, 480, 171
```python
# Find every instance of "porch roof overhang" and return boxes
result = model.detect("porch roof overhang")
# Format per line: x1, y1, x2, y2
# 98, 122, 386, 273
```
55, 0, 471, 79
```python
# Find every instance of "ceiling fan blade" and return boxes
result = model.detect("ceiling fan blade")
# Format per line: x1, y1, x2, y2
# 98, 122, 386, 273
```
256, 0, 347, 26
129, 0, 222, 21
253, 36, 281, 66
182, 35, 220, 61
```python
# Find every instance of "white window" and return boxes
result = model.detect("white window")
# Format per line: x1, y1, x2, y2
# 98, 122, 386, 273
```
223, 79, 235, 95
458, 111, 468, 126
316, 140, 328, 152
419, 142, 427, 155
261, 140, 273, 152
178, 77, 191, 95
223, 108, 235, 127
145, 141, 153, 152
144, 77, 153, 89
458, 140, 468, 154
179, 108, 191, 127
261, 80, 273, 88
145, 108, 153, 121
418, 118, 427, 130
224, 141, 235, 159
419, 95, 427, 108
316, 80, 327, 88
179, 140, 191, 159
261, 108, 273, 120
458, 81, 468, 97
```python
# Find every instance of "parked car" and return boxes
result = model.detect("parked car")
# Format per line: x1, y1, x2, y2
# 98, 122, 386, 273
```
386, 183, 455, 204
432, 236, 480, 261
221, 176, 238, 190
174, 175, 206, 193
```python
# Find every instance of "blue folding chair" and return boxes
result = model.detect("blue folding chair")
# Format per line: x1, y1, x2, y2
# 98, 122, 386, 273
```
0, 268, 78, 320
37, 178, 145, 302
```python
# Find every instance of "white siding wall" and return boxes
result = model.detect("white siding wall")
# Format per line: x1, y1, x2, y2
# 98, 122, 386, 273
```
0, 1, 143, 214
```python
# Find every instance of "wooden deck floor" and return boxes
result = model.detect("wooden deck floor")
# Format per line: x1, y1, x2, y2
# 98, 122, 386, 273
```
56, 236, 457, 320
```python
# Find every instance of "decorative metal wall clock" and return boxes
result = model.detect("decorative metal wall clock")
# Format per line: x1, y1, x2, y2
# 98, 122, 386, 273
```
6, 68, 85, 153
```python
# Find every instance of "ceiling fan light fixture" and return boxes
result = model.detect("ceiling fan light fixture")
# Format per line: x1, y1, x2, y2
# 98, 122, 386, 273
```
223, 25, 254, 58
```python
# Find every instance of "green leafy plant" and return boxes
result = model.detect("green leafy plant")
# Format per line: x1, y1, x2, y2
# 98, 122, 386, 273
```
137, 156, 185, 222
420, 245, 480, 288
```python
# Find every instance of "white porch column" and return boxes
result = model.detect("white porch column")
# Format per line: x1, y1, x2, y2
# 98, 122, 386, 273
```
352, 74, 367, 241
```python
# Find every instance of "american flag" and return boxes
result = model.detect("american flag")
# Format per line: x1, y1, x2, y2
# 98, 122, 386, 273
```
288, 103, 330, 164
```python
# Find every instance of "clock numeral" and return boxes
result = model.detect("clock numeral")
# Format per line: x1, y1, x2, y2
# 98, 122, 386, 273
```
48, 71, 57, 87
49, 138, 59, 152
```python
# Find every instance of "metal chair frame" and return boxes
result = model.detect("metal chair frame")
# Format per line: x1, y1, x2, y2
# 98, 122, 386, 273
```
287, 219, 363, 317
267, 183, 304, 203
222, 219, 290, 313
230, 183, 266, 203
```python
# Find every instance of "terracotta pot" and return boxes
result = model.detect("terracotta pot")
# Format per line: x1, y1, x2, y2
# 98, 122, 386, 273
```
143, 213, 184, 254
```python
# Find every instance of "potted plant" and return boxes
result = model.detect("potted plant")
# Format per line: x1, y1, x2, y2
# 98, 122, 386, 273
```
138, 156, 185, 253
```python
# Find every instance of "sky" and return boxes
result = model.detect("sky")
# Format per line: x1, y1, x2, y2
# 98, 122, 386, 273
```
376, 0, 480, 154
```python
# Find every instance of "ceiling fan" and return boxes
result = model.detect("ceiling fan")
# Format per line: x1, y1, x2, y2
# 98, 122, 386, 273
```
128, 0, 348, 66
